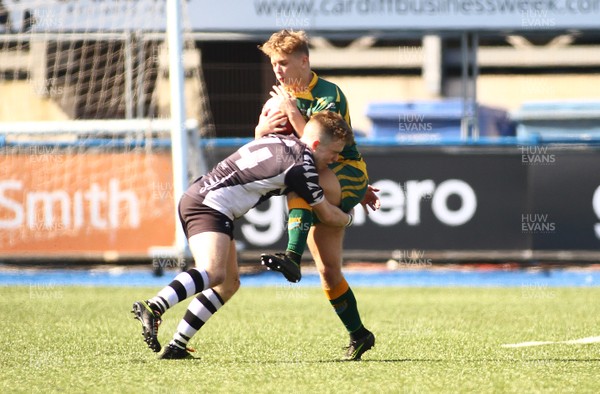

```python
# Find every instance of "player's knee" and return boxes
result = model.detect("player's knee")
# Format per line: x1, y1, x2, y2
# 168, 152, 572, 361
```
231, 276, 241, 294
318, 264, 343, 286
224, 276, 241, 299
207, 268, 226, 287
214, 275, 240, 302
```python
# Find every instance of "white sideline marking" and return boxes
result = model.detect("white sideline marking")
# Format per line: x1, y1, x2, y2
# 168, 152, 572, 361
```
501, 341, 554, 348
562, 336, 600, 345
501, 336, 600, 348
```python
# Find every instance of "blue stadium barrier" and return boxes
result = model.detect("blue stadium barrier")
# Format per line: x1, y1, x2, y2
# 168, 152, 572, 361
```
365, 99, 516, 139
197, 135, 600, 148
0, 138, 172, 149
355, 135, 534, 146
201, 137, 253, 148
3, 134, 600, 150
514, 100, 600, 140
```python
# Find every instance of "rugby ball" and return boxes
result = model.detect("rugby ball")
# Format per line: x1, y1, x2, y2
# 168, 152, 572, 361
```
263, 96, 294, 135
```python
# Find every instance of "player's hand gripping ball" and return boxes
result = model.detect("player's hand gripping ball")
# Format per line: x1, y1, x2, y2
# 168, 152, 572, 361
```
263, 96, 294, 135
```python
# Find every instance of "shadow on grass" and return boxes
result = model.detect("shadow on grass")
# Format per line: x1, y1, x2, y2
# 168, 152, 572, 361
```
220, 358, 446, 364
131, 356, 600, 364
130, 356, 204, 363
514, 358, 600, 363
252, 358, 600, 364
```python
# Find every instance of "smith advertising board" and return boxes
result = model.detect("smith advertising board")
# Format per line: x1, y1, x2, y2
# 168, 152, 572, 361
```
3, 0, 600, 32
0, 149, 176, 257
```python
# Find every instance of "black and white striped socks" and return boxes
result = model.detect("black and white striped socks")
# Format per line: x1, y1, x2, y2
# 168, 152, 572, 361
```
148, 267, 210, 314
170, 288, 224, 349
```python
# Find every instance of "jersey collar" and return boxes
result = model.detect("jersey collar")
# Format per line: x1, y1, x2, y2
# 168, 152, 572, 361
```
294, 71, 318, 101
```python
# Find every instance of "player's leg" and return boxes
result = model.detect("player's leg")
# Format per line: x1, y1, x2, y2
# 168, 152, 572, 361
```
308, 224, 374, 360
260, 193, 310, 282
211, 239, 241, 302
261, 168, 341, 282
132, 231, 230, 353
277, 159, 354, 266
144, 197, 234, 312
133, 196, 232, 353
161, 239, 239, 359
149, 231, 229, 309
305, 166, 344, 289
283, 192, 314, 264
308, 167, 362, 334
311, 161, 374, 360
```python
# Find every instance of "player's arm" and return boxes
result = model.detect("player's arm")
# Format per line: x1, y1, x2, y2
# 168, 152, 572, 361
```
287, 192, 351, 227
285, 162, 351, 227
272, 84, 307, 137
311, 199, 353, 227
254, 105, 290, 139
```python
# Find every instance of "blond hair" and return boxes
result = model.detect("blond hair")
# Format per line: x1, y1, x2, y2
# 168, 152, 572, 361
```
259, 29, 309, 57
310, 111, 354, 146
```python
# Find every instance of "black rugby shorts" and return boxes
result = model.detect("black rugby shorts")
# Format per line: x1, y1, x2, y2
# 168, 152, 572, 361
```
178, 193, 234, 240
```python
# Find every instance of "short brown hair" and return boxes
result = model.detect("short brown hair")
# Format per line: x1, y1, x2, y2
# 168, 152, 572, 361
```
259, 29, 309, 57
310, 111, 354, 146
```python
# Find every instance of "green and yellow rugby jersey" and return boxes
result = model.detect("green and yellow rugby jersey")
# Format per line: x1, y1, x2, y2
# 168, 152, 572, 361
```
294, 72, 361, 161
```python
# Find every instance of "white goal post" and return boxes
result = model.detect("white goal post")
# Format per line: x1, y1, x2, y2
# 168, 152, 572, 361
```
166, 0, 190, 264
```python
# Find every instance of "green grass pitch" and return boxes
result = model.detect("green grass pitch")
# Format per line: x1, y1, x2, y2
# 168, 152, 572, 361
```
1, 285, 599, 393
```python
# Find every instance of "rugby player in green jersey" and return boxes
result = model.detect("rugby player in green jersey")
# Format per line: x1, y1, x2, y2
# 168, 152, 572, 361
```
256, 30, 379, 361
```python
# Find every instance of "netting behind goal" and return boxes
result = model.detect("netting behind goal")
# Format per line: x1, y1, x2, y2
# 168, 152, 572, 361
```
0, 1, 214, 260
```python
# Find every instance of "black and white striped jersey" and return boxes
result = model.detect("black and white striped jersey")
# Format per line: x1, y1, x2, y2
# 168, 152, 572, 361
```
185, 134, 324, 220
